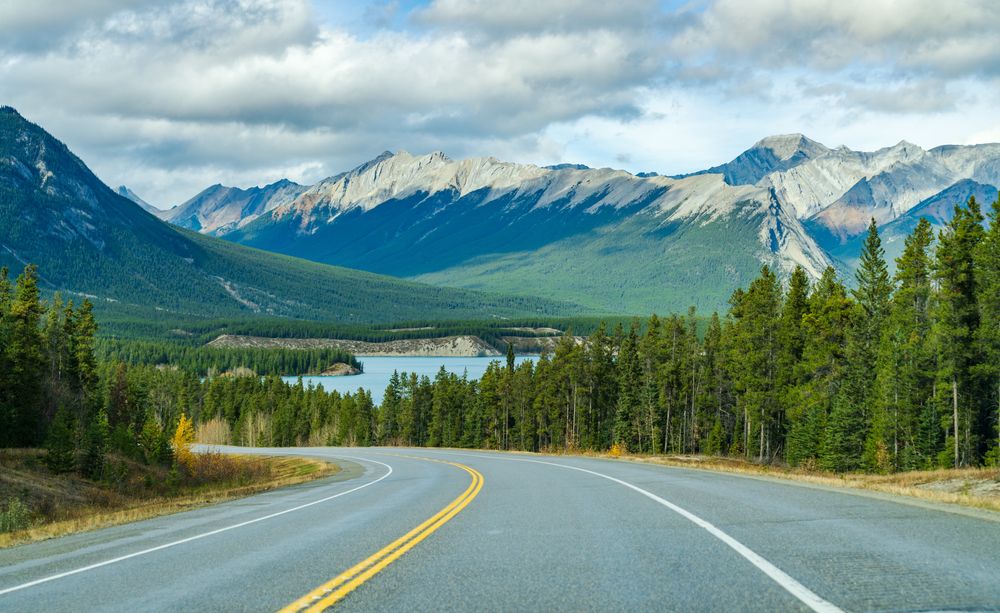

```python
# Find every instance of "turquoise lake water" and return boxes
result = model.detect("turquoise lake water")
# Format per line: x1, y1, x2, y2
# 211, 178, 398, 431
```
282, 355, 537, 404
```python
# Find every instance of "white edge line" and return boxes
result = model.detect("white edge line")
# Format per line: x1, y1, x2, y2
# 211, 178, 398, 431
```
0, 455, 392, 597
423, 450, 844, 613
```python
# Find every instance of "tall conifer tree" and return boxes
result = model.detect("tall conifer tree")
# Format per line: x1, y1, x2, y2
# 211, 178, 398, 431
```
977, 196, 1000, 464
787, 267, 852, 467
934, 197, 985, 467
870, 219, 936, 469
0, 267, 12, 447
8, 265, 47, 446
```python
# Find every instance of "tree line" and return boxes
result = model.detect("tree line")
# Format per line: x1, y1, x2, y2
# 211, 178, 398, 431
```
96, 339, 361, 377
199, 195, 994, 472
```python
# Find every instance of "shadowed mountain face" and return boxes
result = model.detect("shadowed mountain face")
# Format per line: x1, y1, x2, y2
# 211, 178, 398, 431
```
0, 107, 579, 322
165, 180, 307, 236
826, 179, 999, 273
215, 151, 831, 314
172, 132, 1000, 311
674, 133, 831, 186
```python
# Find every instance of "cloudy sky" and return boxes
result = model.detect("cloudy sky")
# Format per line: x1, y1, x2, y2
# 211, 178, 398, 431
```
1, 0, 998, 207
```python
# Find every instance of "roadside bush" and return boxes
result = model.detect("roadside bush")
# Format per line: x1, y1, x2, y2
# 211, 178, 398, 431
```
0, 497, 32, 533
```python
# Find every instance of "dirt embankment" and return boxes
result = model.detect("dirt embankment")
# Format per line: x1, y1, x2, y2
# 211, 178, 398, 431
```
0, 449, 336, 548
207, 334, 502, 357
320, 362, 361, 376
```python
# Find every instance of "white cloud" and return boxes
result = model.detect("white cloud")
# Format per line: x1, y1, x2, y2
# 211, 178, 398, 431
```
0, 0, 997, 206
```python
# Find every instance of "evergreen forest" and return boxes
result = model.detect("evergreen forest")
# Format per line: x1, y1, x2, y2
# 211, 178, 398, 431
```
2, 195, 998, 473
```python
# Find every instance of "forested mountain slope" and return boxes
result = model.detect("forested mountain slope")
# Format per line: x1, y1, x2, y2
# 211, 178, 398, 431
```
222, 151, 829, 313
0, 107, 578, 323
172, 135, 1000, 312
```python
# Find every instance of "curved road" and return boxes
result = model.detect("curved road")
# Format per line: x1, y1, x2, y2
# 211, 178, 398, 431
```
1, 447, 999, 612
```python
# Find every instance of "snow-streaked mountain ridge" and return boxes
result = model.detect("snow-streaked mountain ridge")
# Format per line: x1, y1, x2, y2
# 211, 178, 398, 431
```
256, 148, 831, 280
161, 134, 999, 313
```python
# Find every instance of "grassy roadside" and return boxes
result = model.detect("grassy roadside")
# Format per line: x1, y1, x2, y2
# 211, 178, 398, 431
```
0, 449, 337, 548
577, 450, 1000, 514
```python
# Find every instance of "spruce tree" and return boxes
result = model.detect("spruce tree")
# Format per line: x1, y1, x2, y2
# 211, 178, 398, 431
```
614, 323, 641, 451
853, 218, 893, 324
138, 415, 169, 465
844, 219, 893, 472
977, 195, 1000, 464
0, 267, 12, 447
356, 389, 374, 446
787, 267, 852, 467
871, 218, 935, 470
777, 266, 810, 458
8, 265, 47, 446
379, 371, 402, 444
73, 300, 99, 417
934, 197, 985, 467
43, 294, 68, 395
81, 409, 110, 479
45, 405, 76, 473
640, 315, 664, 453
730, 266, 781, 461
701, 312, 726, 453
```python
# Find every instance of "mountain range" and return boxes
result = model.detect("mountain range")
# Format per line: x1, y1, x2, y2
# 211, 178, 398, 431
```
0, 107, 578, 324
160, 134, 1000, 313
5, 103, 998, 320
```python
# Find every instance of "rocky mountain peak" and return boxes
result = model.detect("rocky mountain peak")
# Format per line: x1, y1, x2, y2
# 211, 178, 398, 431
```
752, 133, 828, 161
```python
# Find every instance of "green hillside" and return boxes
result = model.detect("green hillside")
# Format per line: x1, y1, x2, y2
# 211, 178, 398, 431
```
0, 107, 582, 325
415, 203, 770, 315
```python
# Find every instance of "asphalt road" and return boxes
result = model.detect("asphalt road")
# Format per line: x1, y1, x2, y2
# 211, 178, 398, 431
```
1, 447, 999, 612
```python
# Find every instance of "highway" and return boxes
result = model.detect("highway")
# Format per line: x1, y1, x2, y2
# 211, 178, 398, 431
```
1, 447, 999, 612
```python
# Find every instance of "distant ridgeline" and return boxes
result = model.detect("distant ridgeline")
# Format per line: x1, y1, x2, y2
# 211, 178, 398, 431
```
164, 135, 1000, 314
99, 315, 642, 354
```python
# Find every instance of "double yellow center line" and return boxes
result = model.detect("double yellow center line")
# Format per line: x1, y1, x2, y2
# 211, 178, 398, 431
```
279, 457, 484, 612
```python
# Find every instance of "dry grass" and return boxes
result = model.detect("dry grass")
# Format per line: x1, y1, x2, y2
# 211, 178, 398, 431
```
0, 449, 337, 549
577, 450, 1000, 514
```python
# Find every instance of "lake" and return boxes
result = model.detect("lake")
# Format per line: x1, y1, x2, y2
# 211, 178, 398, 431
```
282, 355, 538, 404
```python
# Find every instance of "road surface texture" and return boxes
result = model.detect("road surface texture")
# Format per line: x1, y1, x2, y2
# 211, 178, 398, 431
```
1, 447, 998, 612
